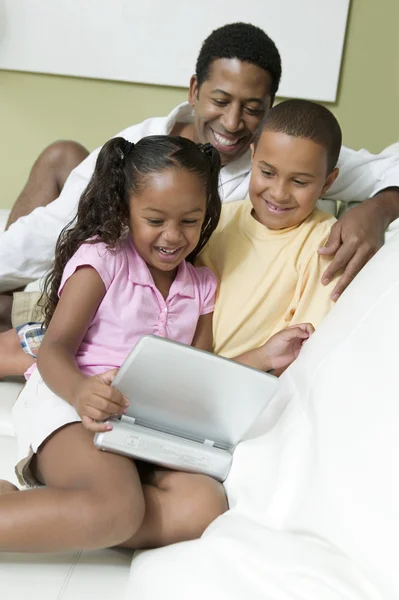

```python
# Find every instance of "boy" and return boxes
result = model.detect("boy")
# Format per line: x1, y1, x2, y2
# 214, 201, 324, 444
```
200, 99, 341, 358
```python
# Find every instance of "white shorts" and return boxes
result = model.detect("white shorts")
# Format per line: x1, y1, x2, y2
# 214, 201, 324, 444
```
12, 368, 81, 487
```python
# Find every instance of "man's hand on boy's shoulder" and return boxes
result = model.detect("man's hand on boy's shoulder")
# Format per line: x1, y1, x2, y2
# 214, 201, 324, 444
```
318, 188, 399, 301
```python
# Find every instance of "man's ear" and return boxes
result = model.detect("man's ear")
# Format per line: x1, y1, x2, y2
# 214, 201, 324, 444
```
188, 75, 199, 107
321, 168, 339, 196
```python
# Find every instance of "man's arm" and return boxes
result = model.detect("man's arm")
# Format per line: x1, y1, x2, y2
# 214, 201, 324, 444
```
323, 146, 399, 204
0, 150, 99, 292
319, 146, 399, 300
0, 118, 159, 293
320, 188, 399, 300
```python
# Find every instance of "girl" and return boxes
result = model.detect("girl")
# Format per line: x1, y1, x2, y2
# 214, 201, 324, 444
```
0, 135, 312, 553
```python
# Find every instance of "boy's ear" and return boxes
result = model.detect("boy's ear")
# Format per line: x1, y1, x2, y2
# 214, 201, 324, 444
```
321, 168, 339, 196
250, 143, 255, 161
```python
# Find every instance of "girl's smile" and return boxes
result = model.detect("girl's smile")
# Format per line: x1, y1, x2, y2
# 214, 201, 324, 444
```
154, 245, 184, 261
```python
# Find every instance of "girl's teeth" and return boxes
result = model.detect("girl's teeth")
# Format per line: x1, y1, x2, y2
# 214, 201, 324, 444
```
159, 247, 178, 254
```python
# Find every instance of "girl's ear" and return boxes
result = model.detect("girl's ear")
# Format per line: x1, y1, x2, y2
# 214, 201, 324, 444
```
321, 167, 339, 196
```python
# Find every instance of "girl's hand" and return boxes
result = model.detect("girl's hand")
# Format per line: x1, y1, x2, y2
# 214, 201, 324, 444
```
262, 323, 314, 371
74, 368, 129, 433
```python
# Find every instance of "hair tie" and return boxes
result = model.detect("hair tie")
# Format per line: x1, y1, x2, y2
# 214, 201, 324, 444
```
199, 143, 215, 159
119, 139, 134, 161
123, 140, 134, 157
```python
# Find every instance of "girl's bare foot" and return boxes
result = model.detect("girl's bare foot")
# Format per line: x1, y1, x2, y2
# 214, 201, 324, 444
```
0, 480, 19, 495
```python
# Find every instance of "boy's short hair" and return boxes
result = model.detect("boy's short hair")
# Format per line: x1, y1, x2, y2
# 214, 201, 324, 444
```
195, 23, 282, 101
258, 99, 342, 173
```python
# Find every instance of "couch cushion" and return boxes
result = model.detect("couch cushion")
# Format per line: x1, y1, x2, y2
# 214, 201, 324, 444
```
128, 513, 379, 600
0, 546, 132, 600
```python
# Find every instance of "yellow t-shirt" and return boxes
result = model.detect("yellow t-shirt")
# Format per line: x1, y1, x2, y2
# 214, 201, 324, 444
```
199, 199, 338, 358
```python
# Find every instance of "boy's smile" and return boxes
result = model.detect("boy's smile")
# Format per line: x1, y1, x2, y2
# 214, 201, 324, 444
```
249, 131, 338, 230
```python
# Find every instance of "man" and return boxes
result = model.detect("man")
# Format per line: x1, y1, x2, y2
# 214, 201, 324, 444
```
1, 22, 399, 331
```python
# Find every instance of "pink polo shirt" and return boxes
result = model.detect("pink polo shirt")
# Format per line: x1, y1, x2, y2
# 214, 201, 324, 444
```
33, 237, 216, 378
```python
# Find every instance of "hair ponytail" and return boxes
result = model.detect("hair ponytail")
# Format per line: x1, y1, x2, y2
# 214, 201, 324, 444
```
42, 137, 133, 327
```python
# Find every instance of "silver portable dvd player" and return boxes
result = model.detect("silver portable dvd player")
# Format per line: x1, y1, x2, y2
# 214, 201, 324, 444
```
94, 335, 278, 481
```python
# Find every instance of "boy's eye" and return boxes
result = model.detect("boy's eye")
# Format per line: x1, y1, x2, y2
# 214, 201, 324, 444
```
146, 218, 164, 226
261, 169, 274, 178
293, 179, 308, 186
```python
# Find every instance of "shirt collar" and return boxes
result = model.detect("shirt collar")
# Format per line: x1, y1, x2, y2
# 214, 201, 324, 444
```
166, 102, 252, 181
127, 238, 195, 299
165, 102, 195, 133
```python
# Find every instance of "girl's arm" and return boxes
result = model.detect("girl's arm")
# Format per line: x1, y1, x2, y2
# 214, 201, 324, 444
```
191, 312, 213, 352
38, 266, 105, 399
37, 267, 127, 431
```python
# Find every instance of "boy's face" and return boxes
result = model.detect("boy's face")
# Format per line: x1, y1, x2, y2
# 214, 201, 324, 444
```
249, 131, 338, 230
189, 58, 273, 166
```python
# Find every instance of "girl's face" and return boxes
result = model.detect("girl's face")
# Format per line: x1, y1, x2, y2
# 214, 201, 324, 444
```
129, 167, 207, 275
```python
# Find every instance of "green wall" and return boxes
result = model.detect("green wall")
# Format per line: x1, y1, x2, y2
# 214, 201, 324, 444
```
1, 0, 398, 210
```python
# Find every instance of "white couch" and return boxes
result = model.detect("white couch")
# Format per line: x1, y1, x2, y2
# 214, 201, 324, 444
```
1, 206, 399, 599
125, 221, 399, 599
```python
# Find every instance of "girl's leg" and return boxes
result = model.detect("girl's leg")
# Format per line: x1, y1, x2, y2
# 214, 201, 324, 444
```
0, 423, 146, 552
0, 468, 227, 550
0, 329, 35, 378
119, 469, 228, 549
0, 423, 227, 552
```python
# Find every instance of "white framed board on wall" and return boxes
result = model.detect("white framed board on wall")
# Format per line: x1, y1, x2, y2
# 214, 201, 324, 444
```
0, 0, 350, 102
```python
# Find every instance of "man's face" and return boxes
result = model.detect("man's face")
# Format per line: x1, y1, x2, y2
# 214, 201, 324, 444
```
189, 58, 273, 165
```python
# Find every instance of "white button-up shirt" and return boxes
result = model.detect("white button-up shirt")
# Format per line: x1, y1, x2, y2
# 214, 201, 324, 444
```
1, 102, 399, 292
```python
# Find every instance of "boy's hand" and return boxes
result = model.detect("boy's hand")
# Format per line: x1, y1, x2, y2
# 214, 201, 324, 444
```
262, 323, 314, 371
74, 368, 129, 433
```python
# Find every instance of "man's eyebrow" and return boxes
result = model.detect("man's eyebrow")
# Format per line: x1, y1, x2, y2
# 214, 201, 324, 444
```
210, 89, 264, 104
258, 160, 316, 178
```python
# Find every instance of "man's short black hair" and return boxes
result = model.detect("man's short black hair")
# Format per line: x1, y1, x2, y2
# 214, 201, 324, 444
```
258, 99, 342, 173
195, 23, 282, 101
